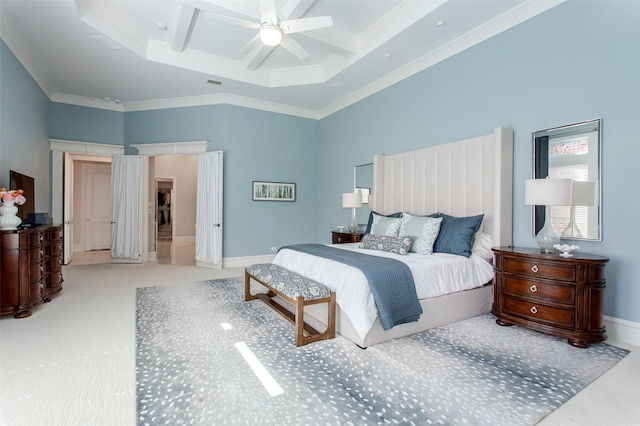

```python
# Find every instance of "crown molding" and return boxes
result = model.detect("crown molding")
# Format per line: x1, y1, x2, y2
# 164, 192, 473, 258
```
0, 17, 53, 98
123, 93, 320, 119
50, 93, 125, 112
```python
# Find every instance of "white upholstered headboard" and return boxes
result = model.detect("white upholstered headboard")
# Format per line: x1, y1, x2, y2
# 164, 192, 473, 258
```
371, 127, 514, 247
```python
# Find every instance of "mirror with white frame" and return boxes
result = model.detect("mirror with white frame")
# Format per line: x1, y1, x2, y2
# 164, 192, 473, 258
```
354, 163, 373, 226
532, 118, 602, 241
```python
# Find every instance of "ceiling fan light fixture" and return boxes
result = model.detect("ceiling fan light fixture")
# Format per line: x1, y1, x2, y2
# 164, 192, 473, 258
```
260, 24, 282, 46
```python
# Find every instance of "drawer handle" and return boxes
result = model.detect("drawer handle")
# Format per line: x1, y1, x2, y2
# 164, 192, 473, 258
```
531, 265, 539, 273
530, 284, 538, 293
530, 306, 538, 314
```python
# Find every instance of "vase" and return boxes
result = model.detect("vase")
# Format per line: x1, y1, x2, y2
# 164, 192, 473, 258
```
0, 200, 22, 230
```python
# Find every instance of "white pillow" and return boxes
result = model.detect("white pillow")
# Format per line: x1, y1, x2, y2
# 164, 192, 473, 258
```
471, 232, 494, 262
369, 213, 402, 236
398, 213, 443, 255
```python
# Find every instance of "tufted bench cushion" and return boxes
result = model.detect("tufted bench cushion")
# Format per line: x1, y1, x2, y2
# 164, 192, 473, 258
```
245, 263, 332, 301
245, 263, 336, 347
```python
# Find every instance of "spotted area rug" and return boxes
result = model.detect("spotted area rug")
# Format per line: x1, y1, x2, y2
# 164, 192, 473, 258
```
136, 277, 628, 425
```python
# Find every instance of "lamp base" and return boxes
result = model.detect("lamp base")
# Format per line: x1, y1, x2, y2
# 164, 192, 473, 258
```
348, 208, 358, 233
536, 214, 559, 254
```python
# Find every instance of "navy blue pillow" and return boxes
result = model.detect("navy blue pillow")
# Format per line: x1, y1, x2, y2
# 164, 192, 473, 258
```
432, 213, 484, 257
364, 211, 402, 234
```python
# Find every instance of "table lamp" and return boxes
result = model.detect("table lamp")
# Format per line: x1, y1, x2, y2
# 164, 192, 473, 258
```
342, 192, 363, 233
525, 178, 573, 253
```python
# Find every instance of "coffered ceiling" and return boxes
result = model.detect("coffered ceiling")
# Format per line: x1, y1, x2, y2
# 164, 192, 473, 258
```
0, 0, 563, 118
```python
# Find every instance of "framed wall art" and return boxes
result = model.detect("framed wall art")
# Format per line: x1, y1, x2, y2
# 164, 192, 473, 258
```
252, 181, 296, 202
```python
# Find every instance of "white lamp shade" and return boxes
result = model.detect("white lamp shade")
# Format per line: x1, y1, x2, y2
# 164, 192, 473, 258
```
571, 181, 596, 206
260, 25, 282, 46
525, 178, 573, 206
342, 192, 363, 208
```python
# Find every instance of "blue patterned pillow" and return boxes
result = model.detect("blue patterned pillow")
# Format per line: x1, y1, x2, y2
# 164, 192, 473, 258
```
399, 213, 443, 255
359, 234, 415, 255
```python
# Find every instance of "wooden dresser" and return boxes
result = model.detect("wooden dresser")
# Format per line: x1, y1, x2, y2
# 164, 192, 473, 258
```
0, 225, 64, 318
331, 231, 363, 244
491, 246, 608, 348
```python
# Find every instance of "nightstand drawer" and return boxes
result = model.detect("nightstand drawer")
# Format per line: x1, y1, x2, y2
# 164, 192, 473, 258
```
504, 277, 575, 304
503, 296, 574, 328
331, 231, 363, 244
503, 257, 576, 281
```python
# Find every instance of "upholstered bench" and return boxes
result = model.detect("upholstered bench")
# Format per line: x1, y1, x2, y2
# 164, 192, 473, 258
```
245, 263, 336, 347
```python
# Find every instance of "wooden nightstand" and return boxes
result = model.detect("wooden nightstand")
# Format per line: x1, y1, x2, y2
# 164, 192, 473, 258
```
491, 247, 609, 348
331, 231, 363, 244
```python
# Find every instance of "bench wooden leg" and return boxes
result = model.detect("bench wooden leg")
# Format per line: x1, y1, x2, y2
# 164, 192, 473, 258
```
244, 270, 258, 301
295, 296, 305, 347
327, 292, 336, 340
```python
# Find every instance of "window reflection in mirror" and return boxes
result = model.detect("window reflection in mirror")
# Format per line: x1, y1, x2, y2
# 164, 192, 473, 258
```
354, 163, 373, 226
532, 119, 601, 241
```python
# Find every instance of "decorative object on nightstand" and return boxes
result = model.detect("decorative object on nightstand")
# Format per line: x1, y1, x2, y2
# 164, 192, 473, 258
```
342, 192, 362, 233
491, 246, 608, 348
562, 180, 596, 238
525, 178, 572, 253
553, 244, 580, 258
0, 188, 27, 230
331, 230, 363, 244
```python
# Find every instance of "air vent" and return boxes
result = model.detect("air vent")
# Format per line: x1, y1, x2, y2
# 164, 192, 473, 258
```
207, 79, 222, 86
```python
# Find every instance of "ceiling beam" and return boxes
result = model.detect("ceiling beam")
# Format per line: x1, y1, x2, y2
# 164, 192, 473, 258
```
282, 0, 315, 20
168, 3, 199, 52
244, 45, 275, 71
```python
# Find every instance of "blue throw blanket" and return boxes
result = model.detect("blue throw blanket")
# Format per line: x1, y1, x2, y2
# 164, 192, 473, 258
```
279, 244, 422, 330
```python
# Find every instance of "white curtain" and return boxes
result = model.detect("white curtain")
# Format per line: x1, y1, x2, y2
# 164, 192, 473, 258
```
196, 151, 223, 268
111, 155, 143, 261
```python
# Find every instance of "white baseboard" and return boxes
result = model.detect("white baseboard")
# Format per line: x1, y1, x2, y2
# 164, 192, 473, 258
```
604, 315, 640, 347
222, 254, 275, 269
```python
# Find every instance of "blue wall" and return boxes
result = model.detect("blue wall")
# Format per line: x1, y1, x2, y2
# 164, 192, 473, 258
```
0, 40, 51, 213
1, 1, 638, 323
125, 105, 319, 257
318, 1, 640, 322
50, 103, 124, 145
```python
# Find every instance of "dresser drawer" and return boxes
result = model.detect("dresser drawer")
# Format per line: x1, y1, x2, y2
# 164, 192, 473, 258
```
504, 276, 575, 304
503, 257, 576, 281
503, 296, 574, 328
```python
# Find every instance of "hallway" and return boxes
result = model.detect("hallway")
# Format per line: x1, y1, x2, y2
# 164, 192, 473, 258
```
71, 240, 195, 266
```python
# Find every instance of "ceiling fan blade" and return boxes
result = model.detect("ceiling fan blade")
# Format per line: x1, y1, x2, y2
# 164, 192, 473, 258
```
202, 12, 259, 30
260, 0, 278, 24
280, 16, 333, 34
239, 33, 262, 55
279, 36, 309, 59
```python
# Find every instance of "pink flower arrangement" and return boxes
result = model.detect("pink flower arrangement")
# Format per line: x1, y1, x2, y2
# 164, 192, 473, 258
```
0, 188, 26, 205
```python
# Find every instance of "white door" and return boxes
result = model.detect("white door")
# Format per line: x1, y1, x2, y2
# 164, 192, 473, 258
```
63, 153, 74, 264
196, 151, 223, 269
111, 155, 144, 263
84, 164, 112, 250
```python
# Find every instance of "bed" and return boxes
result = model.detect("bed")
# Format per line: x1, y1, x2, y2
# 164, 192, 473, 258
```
273, 127, 514, 347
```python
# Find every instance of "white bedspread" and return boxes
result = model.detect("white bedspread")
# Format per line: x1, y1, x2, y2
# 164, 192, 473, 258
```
272, 243, 494, 340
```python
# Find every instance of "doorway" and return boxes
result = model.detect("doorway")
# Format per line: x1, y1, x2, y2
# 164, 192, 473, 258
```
72, 157, 113, 265
156, 180, 173, 241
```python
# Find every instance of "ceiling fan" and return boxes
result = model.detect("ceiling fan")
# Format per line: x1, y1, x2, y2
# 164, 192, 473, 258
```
203, 0, 333, 59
